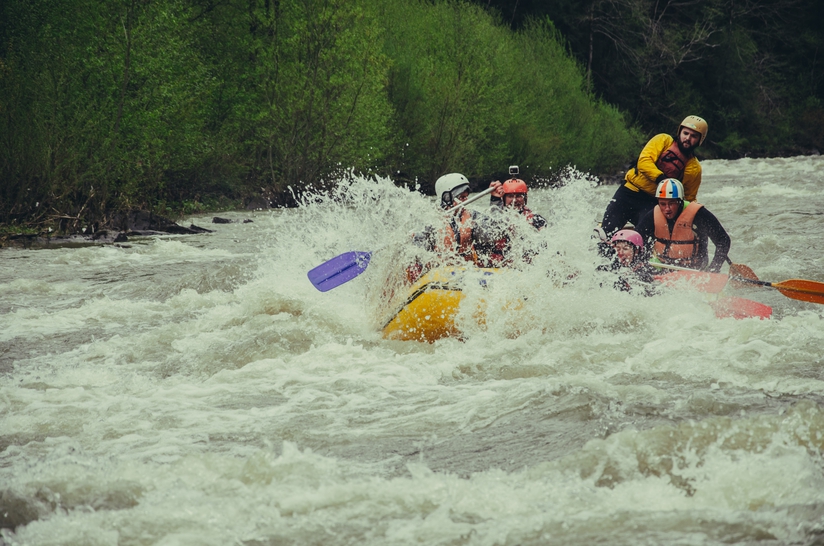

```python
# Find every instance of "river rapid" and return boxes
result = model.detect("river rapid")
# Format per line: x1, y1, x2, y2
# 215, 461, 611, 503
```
2, 155, 824, 545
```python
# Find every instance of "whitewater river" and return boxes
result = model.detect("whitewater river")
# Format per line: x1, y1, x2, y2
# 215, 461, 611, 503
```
2, 155, 824, 545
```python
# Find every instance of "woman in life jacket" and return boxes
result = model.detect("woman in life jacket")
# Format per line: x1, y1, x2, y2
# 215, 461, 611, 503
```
597, 229, 657, 295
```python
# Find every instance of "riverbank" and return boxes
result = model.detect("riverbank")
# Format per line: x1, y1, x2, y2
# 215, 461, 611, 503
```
0, 211, 221, 250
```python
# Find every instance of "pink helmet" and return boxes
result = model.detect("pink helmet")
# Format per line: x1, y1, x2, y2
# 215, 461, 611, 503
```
610, 229, 643, 249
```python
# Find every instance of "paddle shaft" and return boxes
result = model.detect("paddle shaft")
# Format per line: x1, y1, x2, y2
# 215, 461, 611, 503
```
727, 276, 773, 288
653, 261, 810, 289
444, 186, 495, 214
716, 258, 824, 304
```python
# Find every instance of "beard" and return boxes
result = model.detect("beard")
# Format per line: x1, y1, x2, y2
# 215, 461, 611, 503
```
676, 130, 699, 154
677, 137, 694, 154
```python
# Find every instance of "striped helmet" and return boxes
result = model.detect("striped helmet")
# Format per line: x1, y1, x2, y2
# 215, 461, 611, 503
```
656, 178, 684, 199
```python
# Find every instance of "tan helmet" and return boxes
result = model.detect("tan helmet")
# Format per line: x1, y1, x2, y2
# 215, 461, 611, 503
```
679, 115, 708, 145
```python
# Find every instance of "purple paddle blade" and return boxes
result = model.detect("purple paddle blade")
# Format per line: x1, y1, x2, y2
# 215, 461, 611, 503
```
307, 251, 372, 292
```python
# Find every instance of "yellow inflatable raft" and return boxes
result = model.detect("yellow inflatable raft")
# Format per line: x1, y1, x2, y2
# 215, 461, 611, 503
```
379, 267, 500, 342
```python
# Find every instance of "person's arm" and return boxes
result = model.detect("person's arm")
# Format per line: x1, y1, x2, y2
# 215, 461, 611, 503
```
682, 159, 702, 201
633, 134, 672, 187
489, 181, 504, 207
695, 207, 730, 272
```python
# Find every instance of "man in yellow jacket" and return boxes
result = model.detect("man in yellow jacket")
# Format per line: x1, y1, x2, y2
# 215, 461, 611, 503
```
599, 115, 708, 237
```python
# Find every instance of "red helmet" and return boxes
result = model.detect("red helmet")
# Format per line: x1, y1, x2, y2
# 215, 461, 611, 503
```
502, 178, 528, 195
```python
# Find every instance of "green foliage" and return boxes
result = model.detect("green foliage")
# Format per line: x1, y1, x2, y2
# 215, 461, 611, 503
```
379, 0, 510, 186
219, 0, 394, 191
379, 1, 640, 191
500, 19, 639, 175
1, 0, 641, 230
0, 0, 219, 226
479, 0, 824, 158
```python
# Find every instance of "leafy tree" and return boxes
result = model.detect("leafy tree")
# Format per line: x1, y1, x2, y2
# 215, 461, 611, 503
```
476, 0, 824, 157
379, 0, 640, 192
200, 0, 394, 194
0, 0, 217, 226
1, 0, 643, 229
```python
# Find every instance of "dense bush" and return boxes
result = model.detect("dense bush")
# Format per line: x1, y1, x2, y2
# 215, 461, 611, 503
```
380, 1, 640, 193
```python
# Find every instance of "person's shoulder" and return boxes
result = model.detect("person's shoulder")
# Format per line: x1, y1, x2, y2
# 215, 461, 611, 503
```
693, 204, 717, 220
648, 133, 673, 145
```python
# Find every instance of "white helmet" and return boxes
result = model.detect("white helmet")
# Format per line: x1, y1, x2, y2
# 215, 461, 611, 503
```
434, 173, 470, 208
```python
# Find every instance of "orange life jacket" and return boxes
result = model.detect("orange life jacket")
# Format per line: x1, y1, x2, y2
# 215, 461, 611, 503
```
655, 141, 690, 182
653, 202, 703, 266
438, 208, 476, 263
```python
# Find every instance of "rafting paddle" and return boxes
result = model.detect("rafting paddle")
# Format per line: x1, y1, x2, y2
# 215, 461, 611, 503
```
725, 276, 824, 305
725, 257, 759, 288
722, 258, 824, 304
307, 186, 495, 292
651, 262, 824, 305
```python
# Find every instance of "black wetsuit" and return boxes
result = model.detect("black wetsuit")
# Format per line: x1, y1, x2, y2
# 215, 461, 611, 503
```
600, 185, 658, 235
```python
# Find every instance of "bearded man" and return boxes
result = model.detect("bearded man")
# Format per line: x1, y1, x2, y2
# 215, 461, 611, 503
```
599, 115, 708, 237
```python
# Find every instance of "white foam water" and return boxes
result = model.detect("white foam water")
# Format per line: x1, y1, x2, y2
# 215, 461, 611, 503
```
1, 156, 824, 545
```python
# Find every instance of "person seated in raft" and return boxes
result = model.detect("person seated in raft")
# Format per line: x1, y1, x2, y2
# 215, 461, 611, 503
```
597, 229, 657, 295
478, 170, 547, 267
634, 178, 730, 273
599, 115, 708, 239
487, 169, 547, 230
407, 172, 489, 282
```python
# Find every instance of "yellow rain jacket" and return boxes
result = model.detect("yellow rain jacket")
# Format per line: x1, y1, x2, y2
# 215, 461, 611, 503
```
623, 134, 702, 201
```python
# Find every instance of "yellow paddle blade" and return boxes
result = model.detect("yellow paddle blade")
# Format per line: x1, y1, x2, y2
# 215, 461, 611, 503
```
774, 279, 824, 305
